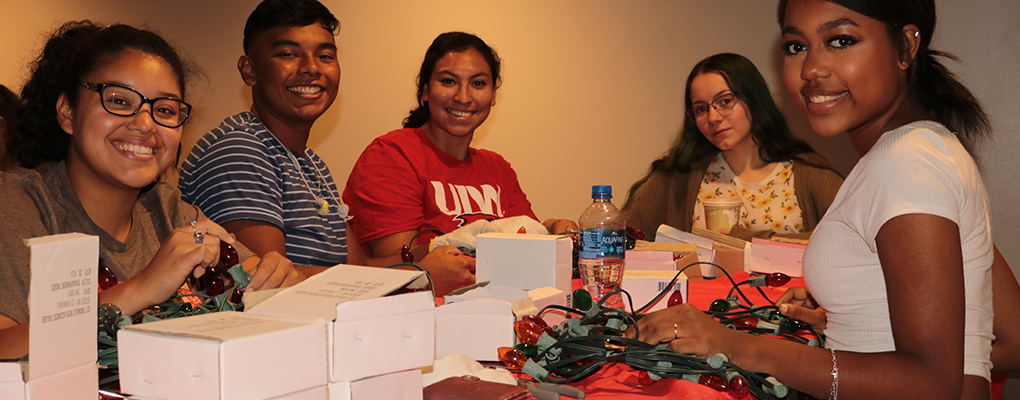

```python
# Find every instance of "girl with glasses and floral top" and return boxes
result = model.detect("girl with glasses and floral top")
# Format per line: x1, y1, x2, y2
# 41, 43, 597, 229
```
0, 21, 303, 358
623, 52, 843, 242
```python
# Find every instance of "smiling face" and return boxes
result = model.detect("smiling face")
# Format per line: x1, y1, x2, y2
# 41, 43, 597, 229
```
690, 72, 754, 153
780, 0, 911, 143
58, 49, 183, 191
242, 23, 340, 131
422, 48, 495, 145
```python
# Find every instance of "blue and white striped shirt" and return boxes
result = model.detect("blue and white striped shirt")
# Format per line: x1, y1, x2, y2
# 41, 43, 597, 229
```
179, 112, 347, 267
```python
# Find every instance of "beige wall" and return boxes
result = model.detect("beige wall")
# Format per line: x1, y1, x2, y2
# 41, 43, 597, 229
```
2, 1, 1018, 276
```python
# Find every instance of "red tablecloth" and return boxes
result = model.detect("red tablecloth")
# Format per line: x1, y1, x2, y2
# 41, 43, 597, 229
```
563, 272, 806, 399
563, 272, 1010, 400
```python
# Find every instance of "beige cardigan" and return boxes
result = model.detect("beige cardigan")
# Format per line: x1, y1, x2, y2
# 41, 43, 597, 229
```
622, 152, 844, 241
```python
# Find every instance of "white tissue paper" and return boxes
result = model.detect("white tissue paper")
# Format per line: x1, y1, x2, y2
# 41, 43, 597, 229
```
430, 216, 549, 251
421, 353, 517, 388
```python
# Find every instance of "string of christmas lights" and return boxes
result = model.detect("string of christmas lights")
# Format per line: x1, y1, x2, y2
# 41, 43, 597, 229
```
498, 262, 824, 400
96, 241, 251, 386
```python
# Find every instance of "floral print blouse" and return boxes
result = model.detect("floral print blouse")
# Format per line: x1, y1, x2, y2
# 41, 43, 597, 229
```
692, 154, 806, 234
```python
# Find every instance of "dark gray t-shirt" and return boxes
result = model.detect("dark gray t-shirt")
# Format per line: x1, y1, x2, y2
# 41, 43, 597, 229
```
0, 161, 253, 324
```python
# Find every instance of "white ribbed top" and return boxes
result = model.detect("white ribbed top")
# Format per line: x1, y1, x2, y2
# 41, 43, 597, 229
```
803, 121, 994, 379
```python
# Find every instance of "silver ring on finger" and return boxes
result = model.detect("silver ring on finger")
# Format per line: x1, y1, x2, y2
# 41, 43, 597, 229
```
674, 323, 679, 339
190, 220, 204, 244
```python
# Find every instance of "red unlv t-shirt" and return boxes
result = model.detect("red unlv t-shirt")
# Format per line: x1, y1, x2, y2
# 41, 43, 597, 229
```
343, 128, 537, 246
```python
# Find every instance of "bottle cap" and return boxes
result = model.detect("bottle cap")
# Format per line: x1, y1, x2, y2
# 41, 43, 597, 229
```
591, 185, 612, 198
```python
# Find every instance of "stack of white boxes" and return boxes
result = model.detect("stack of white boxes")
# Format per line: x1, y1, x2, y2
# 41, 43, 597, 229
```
474, 232, 573, 324
118, 312, 329, 399
248, 265, 434, 400
116, 264, 434, 400
620, 242, 694, 313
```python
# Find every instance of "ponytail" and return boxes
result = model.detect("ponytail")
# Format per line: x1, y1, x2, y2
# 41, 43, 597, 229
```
910, 49, 990, 147
403, 106, 430, 129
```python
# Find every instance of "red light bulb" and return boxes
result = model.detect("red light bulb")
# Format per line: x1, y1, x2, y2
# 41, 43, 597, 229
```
220, 241, 239, 267
727, 375, 749, 398
400, 245, 414, 263
497, 347, 527, 370
765, 272, 791, 287
732, 317, 757, 328
638, 370, 655, 386
205, 271, 226, 296
514, 320, 542, 345
522, 315, 548, 330
97, 262, 118, 291
698, 373, 727, 391
667, 290, 684, 307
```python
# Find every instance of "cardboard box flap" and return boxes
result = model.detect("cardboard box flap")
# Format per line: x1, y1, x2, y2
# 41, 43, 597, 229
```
527, 287, 562, 300
334, 291, 433, 321
692, 227, 749, 249
436, 298, 511, 316
749, 238, 806, 277
26, 233, 98, 382
444, 285, 527, 305
631, 241, 698, 257
624, 270, 688, 279
0, 362, 27, 383
751, 238, 807, 261
121, 311, 323, 342
248, 264, 425, 321
477, 232, 563, 241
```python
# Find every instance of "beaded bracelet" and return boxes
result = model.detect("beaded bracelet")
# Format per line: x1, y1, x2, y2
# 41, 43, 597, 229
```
828, 348, 839, 400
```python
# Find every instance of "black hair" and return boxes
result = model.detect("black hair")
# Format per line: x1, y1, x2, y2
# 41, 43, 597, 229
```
777, 0, 990, 145
0, 84, 18, 126
403, 32, 502, 129
243, 0, 339, 54
10, 20, 191, 169
625, 53, 816, 207
0, 84, 20, 168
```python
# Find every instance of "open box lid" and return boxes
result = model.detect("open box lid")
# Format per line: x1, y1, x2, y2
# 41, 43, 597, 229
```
435, 297, 511, 316
248, 264, 426, 321
120, 311, 323, 342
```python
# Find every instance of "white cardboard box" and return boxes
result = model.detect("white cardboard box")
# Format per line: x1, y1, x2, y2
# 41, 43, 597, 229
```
435, 298, 514, 361
248, 265, 435, 383
749, 238, 806, 277
267, 385, 329, 399
0, 233, 98, 400
627, 249, 678, 271
620, 270, 689, 313
328, 369, 422, 400
518, 287, 567, 326
475, 233, 572, 301
118, 311, 328, 400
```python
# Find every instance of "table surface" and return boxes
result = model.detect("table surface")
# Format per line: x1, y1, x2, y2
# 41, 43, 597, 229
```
562, 271, 807, 400
561, 272, 1008, 400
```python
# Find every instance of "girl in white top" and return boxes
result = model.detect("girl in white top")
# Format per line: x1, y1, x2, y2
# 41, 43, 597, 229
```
628, 0, 1020, 399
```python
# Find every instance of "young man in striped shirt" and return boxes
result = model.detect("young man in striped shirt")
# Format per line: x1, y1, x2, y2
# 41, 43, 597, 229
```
180, 0, 473, 294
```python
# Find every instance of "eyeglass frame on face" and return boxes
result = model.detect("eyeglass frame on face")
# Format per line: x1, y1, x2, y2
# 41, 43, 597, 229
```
79, 82, 192, 128
687, 92, 740, 121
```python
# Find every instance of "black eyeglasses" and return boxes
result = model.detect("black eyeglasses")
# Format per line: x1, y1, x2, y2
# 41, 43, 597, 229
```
687, 92, 740, 121
80, 82, 192, 128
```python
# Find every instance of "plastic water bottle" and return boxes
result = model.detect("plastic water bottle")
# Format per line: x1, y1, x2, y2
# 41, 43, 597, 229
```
578, 185, 626, 308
